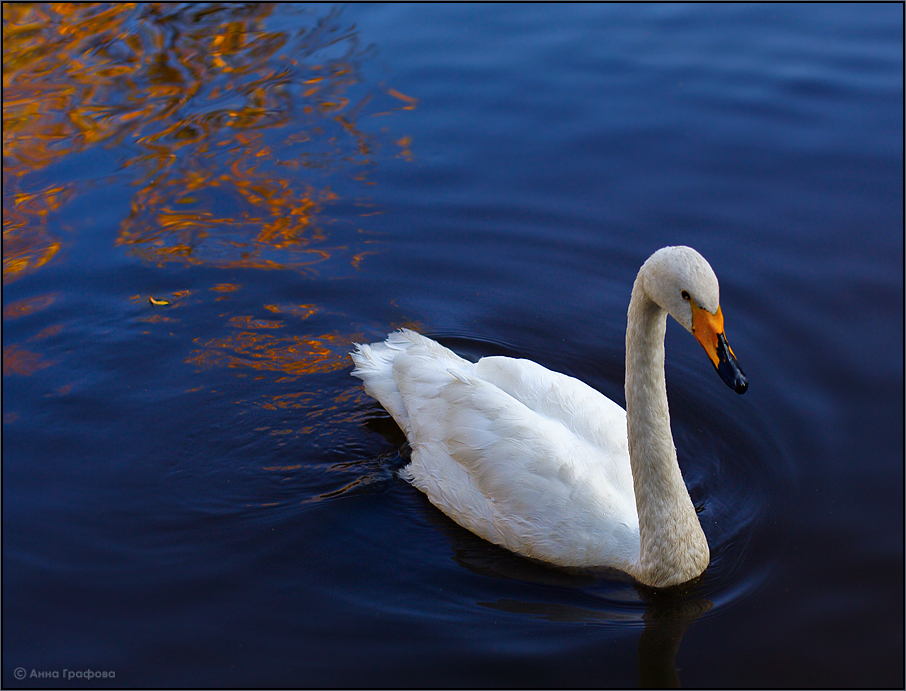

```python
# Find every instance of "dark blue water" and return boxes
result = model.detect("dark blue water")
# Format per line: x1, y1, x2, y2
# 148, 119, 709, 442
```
3, 3, 902, 687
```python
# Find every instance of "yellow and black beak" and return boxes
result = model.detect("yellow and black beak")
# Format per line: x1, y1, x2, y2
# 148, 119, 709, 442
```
690, 302, 748, 394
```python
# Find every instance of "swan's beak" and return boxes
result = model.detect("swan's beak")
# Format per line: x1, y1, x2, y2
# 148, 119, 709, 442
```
691, 303, 748, 394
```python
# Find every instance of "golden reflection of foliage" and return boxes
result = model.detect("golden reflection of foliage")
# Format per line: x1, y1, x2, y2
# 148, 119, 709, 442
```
229, 316, 283, 329
264, 303, 317, 319
2, 185, 67, 284
32, 323, 64, 341
258, 387, 360, 415
3, 344, 56, 376
187, 330, 352, 379
115, 168, 340, 271
3, 3, 417, 277
3, 294, 65, 375
3, 2, 132, 282
2, 294, 57, 320
186, 302, 356, 379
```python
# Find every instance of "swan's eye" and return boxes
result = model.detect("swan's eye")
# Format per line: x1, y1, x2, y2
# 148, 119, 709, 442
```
681, 290, 691, 301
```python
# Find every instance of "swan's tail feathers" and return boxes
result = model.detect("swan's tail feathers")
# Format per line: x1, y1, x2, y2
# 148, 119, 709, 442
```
351, 329, 472, 435
350, 330, 421, 433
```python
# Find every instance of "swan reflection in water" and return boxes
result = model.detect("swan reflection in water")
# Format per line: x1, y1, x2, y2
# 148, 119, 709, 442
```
426, 500, 713, 689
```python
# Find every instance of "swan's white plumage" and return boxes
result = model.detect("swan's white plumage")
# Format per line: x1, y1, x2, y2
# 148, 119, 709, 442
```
351, 246, 746, 588
352, 329, 639, 570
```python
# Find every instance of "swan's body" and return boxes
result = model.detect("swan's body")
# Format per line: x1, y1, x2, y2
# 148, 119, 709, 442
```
351, 246, 747, 588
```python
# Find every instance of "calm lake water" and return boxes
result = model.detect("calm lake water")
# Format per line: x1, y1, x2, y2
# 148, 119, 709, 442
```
3, 3, 902, 688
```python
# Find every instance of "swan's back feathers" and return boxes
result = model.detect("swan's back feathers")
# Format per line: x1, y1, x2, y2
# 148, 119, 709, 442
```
350, 329, 640, 569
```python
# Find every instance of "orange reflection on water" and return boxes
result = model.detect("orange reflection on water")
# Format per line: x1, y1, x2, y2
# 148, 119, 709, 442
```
2, 294, 57, 320
4, 2, 136, 282
3, 293, 63, 376
187, 329, 352, 379
263, 303, 317, 320
3, 344, 56, 376
4, 2, 415, 439
2, 186, 66, 284
3, 3, 416, 279
386, 89, 419, 111
229, 316, 283, 330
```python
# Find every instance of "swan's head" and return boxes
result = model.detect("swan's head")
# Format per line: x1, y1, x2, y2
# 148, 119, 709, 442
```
641, 246, 748, 394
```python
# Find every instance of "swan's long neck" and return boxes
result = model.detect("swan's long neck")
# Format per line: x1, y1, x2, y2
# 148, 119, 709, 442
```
625, 275, 709, 588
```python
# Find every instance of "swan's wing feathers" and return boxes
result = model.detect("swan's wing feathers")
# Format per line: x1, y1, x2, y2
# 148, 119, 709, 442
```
396, 357, 637, 564
474, 356, 631, 471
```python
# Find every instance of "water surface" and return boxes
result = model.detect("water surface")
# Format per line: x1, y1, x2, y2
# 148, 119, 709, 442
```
3, 3, 902, 687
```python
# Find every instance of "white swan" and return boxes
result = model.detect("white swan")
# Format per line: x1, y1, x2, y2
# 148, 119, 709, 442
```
350, 246, 747, 588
